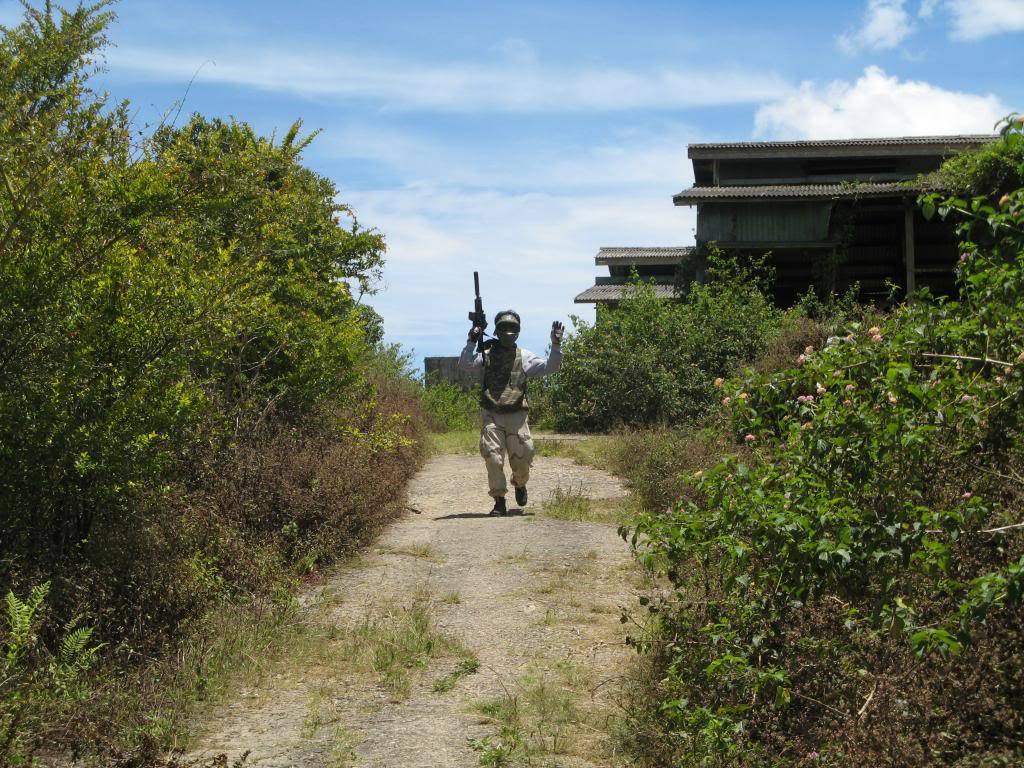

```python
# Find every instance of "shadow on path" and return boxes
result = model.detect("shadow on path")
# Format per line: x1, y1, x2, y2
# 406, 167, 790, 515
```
434, 510, 533, 520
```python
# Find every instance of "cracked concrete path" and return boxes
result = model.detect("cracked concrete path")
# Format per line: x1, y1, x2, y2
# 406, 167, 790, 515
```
187, 452, 637, 768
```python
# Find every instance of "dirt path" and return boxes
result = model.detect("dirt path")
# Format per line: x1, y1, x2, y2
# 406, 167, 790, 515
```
188, 452, 639, 768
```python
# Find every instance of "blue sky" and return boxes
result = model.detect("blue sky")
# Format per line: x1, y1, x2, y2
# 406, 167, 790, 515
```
2, 0, 1022, 364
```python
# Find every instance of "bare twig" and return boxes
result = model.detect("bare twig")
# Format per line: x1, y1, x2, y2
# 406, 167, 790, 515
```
918, 352, 1015, 368
857, 680, 878, 719
791, 690, 850, 720
980, 521, 1024, 534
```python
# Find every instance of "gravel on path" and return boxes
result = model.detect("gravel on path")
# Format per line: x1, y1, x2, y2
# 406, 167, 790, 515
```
188, 453, 637, 768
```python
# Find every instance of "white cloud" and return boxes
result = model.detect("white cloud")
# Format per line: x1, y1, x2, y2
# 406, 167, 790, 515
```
106, 45, 791, 112
943, 0, 1024, 39
838, 0, 915, 52
754, 66, 1006, 139
332, 131, 696, 360
321, 125, 692, 192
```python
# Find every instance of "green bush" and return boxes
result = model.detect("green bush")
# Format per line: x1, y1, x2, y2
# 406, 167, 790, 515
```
547, 252, 785, 432
421, 380, 479, 432
627, 119, 1024, 766
932, 113, 1024, 196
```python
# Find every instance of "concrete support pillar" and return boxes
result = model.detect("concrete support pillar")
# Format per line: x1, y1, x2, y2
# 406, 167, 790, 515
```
904, 203, 916, 297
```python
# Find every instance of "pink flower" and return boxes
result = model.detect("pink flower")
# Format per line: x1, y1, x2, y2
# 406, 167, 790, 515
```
959, 252, 969, 263
843, 399, 853, 406
744, 433, 756, 443
796, 354, 807, 365
871, 334, 883, 344
996, 376, 1005, 385
797, 394, 815, 404
845, 383, 855, 392
868, 326, 881, 335
722, 397, 731, 406
961, 394, 975, 402
816, 385, 827, 396
962, 491, 973, 500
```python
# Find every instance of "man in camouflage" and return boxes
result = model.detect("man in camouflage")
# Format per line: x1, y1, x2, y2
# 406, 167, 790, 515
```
458, 310, 564, 515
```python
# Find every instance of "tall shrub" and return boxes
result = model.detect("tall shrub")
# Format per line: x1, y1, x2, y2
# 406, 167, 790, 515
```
548, 253, 783, 432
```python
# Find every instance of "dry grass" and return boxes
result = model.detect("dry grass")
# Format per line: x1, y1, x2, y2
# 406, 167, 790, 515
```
540, 483, 634, 526
339, 590, 475, 700
469, 655, 624, 767
376, 542, 444, 562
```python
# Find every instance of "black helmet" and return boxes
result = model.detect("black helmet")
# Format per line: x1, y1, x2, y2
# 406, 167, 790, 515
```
494, 310, 521, 330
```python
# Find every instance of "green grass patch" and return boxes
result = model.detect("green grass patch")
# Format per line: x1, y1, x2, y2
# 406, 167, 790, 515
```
431, 656, 481, 694
427, 429, 479, 456
342, 591, 474, 700
469, 657, 617, 766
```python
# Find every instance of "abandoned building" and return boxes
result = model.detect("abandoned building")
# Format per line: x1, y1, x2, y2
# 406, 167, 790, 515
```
576, 134, 997, 308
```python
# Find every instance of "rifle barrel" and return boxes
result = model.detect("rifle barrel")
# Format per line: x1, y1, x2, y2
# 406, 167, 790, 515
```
473, 271, 480, 298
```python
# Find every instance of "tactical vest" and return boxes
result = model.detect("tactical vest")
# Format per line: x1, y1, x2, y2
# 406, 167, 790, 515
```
480, 345, 528, 413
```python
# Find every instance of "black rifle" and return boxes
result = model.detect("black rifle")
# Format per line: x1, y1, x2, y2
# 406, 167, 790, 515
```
467, 271, 488, 354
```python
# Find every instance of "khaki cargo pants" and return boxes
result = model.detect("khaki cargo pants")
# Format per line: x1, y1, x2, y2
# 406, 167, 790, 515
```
479, 409, 535, 499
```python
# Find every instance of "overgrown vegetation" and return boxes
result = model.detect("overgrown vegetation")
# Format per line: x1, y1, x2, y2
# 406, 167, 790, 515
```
421, 379, 479, 432
623, 118, 1024, 766
0, 4, 425, 763
547, 251, 785, 432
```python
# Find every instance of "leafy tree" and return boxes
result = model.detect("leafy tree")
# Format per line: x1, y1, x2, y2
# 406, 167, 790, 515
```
0, 2, 385, 606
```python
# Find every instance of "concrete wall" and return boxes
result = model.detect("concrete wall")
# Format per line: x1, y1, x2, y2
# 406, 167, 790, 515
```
424, 356, 480, 390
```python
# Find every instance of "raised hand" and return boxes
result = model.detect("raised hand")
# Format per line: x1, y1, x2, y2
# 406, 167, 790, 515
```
550, 320, 564, 346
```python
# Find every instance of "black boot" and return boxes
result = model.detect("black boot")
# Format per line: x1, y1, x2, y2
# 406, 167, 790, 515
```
491, 496, 507, 516
514, 485, 528, 507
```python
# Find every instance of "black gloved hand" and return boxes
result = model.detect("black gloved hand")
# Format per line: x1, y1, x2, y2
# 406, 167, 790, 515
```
468, 326, 483, 342
550, 320, 564, 346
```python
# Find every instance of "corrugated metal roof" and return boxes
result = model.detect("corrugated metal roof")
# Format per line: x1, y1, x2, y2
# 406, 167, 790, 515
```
595, 246, 695, 266
688, 134, 996, 160
674, 181, 931, 205
574, 283, 678, 303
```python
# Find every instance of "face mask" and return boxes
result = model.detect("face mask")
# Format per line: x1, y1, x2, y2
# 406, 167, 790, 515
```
497, 329, 519, 349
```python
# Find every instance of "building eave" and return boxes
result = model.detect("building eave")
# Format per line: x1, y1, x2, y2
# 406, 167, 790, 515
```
687, 134, 997, 161
673, 181, 933, 206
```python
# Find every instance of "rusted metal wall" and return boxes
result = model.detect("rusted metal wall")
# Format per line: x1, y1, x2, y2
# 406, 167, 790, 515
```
698, 202, 832, 244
